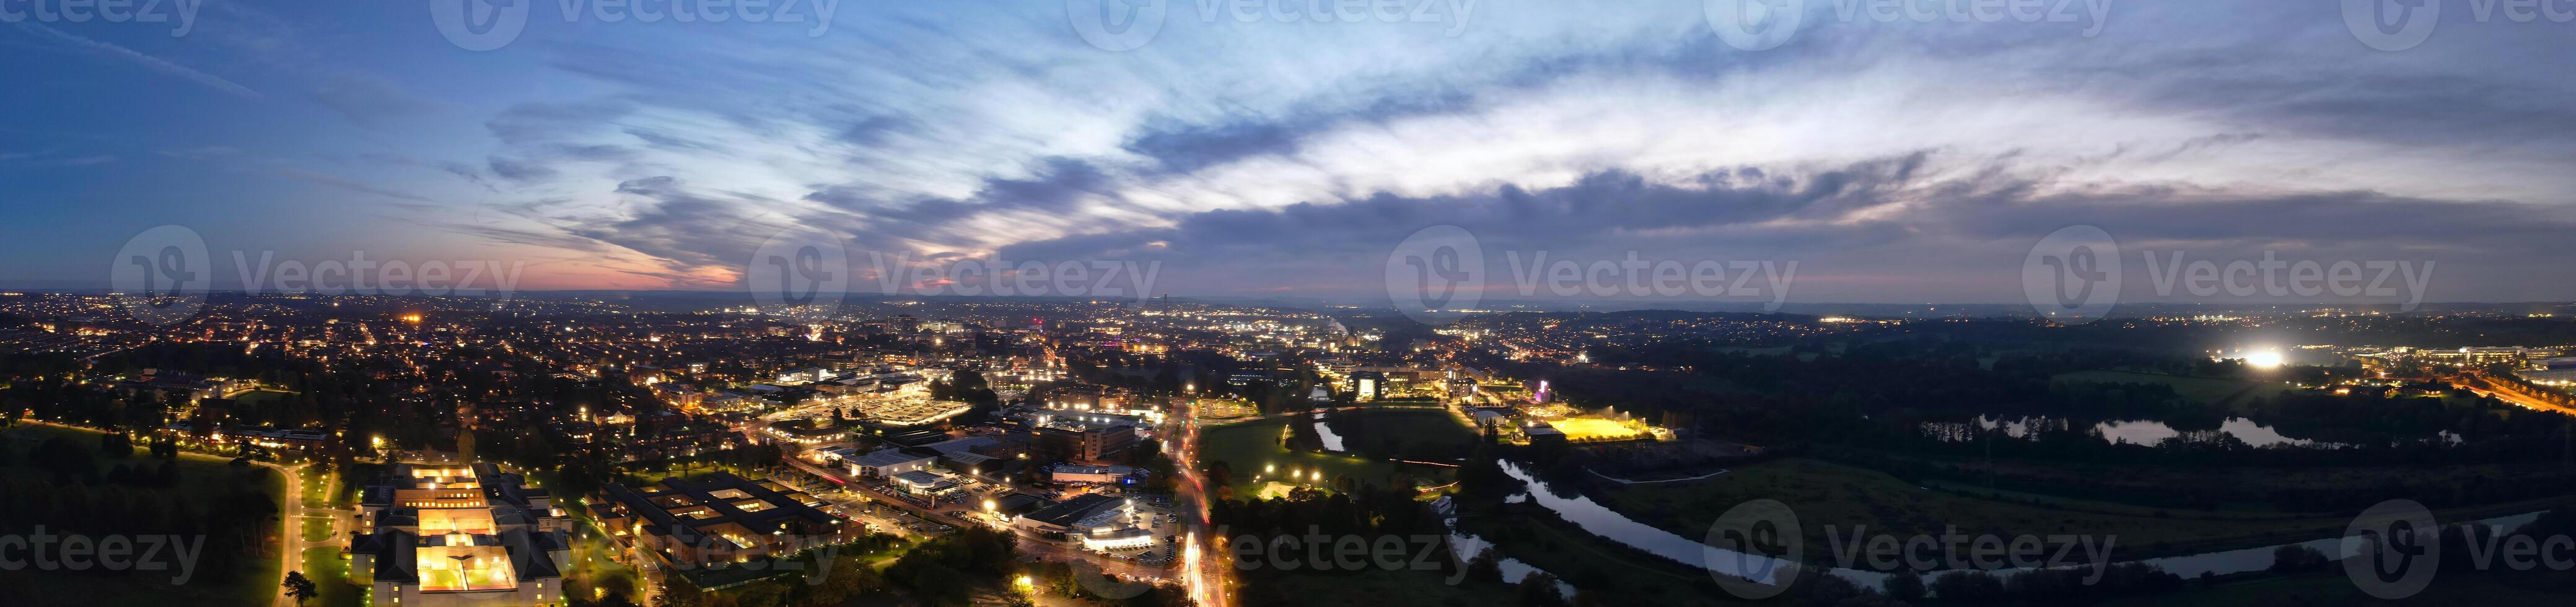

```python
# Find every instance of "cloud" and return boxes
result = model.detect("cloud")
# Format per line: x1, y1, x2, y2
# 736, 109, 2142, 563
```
485, 100, 636, 146
565, 176, 795, 279
999, 154, 2576, 302
311, 72, 440, 129
272, 167, 437, 203
836, 115, 915, 146
12, 22, 258, 99
487, 157, 559, 183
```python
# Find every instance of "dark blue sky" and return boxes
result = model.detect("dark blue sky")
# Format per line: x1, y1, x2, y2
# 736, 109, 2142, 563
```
4, 1, 2573, 304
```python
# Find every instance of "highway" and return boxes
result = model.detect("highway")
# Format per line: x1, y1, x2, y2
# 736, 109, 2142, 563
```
1167, 397, 1234, 607
2456, 372, 2576, 417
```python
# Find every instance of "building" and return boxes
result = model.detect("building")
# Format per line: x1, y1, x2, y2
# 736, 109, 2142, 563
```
1033, 421, 1137, 465
235, 426, 331, 452
349, 463, 574, 606
2521, 368, 2576, 388
1009, 493, 1157, 552
1525, 422, 1567, 447
1042, 384, 1131, 411
802, 445, 861, 465
2420, 346, 2531, 365
846, 448, 939, 479
588, 473, 863, 571
889, 469, 962, 497
1350, 370, 1385, 401
1046, 464, 1135, 484
987, 494, 1053, 521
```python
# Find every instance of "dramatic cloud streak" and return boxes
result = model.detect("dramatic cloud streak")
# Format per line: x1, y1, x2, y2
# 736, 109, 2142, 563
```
4, 1, 2572, 301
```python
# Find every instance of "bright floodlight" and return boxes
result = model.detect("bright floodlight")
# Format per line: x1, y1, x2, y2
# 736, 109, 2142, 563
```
2245, 351, 2284, 368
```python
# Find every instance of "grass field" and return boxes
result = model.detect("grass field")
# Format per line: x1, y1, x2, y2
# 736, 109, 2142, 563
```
0, 423, 288, 607
1930, 454, 2561, 515
2053, 370, 2291, 413
302, 546, 366, 607
1322, 409, 1483, 460
1598, 456, 2487, 560
231, 389, 298, 407
1457, 509, 1733, 606
1200, 413, 1461, 499
1245, 564, 1523, 607
2101, 569, 2576, 606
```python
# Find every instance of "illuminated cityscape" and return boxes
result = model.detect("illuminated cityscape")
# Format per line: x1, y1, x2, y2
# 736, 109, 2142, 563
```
8, 1, 2576, 606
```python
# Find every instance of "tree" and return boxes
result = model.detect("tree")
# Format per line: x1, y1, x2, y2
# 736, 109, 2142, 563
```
1929, 570, 2004, 603
1465, 548, 1504, 585
283, 571, 319, 606
1513, 572, 1566, 607
2269, 544, 2328, 574
1883, 569, 1926, 603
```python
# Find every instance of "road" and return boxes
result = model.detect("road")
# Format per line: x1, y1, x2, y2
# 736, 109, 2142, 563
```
1166, 398, 1233, 607
2457, 372, 2576, 416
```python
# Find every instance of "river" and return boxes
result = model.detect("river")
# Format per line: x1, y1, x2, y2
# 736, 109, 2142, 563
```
1489, 459, 2544, 593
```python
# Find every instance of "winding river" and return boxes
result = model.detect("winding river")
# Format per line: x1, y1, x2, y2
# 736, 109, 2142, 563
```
1490, 459, 2544, 592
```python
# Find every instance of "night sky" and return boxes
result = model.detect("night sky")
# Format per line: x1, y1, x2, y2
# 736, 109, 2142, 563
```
4, 0, 2572, 304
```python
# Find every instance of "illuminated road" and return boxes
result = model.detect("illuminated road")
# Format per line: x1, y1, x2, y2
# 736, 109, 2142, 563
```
1167, 398, 1233, 607
2458, 373, 2576, 417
